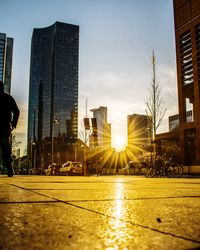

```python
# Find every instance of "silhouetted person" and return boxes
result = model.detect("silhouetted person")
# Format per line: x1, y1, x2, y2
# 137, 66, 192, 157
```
0, 81, 20, 177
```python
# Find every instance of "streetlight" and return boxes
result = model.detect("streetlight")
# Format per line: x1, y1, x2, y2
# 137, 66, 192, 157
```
33, 142, 36, 173
31, 106, 37, 174
83, 117, 93, 176
52, 113, 59, 166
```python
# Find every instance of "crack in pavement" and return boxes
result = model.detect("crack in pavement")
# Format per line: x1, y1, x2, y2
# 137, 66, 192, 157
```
4, 182, 200, 245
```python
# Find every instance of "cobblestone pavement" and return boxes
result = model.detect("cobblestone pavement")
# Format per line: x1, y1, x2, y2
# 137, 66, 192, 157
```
0, 175, 199, 250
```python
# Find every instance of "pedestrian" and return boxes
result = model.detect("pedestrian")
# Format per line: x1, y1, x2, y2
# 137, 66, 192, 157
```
0, 80, 20, 177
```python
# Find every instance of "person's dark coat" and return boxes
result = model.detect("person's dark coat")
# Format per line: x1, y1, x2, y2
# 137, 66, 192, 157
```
0, 91, 20, 132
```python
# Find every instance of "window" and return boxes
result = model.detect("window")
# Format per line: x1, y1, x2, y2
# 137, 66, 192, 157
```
179, 31, 194, 86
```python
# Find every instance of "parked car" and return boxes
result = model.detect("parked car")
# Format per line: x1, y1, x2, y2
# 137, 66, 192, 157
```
60, 161, 84, 176
45, 163, 62, 175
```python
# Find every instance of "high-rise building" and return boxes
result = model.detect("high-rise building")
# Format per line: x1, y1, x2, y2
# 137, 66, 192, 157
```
90, 106, 111, 148
0, 33, 13, 94
173, 0, 200, 164
127, 114, 150, 151
27, 22, 79, 148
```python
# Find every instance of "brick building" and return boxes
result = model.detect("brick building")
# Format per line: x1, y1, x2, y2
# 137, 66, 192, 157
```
173, 0, 200, 164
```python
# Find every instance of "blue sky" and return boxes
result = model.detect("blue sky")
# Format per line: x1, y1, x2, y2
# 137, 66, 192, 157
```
0, 0, 177, 152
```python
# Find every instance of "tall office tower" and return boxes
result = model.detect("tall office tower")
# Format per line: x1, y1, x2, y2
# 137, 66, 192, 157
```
173, 0, 200, 164
28, 22, 79, 148
127, 114, 149, 150
90, 106, 111, 148
0, 33, 14, 94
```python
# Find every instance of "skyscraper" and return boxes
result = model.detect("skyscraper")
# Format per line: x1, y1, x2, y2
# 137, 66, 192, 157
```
173, 0, 200, 164
0, 33, 13, 94
27, 22, 79, 148
90, 106, 111, 148
127, 114, 149, 150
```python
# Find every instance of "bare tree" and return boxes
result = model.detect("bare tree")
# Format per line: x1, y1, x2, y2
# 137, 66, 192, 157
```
146, 50, 166, 142
11, 134, 21, 158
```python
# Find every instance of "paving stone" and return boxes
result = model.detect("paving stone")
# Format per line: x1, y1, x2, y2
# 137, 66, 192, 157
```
0, 175, 199, 249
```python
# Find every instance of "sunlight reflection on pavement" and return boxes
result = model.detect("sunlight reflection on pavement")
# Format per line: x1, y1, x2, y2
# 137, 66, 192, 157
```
103, 180, 134, 249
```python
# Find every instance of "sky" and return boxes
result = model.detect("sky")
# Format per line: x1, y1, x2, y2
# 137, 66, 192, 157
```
0, 0, 178, 153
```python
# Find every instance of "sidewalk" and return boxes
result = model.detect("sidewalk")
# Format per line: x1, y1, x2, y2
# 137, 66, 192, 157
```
0, 175, 200, 250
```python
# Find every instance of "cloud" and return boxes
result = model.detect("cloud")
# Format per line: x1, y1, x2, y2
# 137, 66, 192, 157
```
79, 61, 179, 144
79, 71, 146, 144
159, 65, 178, 114
12, 63, 178, 151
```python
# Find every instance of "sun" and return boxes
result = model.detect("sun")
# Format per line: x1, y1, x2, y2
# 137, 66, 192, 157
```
113, 135, 126, 152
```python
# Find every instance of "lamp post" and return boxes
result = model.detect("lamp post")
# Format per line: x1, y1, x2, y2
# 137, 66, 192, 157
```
33, 142, 36, 173
83, 118, 91, 176
31, 141, 36, 174
31, 106, 37, 174
51, 113, 59, 166
51, 129, 54, 166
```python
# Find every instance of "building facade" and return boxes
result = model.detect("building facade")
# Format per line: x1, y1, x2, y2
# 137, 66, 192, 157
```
173, 0, 200, 164
127, 114, 150, 152
90, 106, 111, 148
0, 33, 13, 94
169, 111, 193, 131
27, 22, 79, 149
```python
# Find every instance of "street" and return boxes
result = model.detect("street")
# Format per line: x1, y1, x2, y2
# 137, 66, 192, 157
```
0, 175, 199, 250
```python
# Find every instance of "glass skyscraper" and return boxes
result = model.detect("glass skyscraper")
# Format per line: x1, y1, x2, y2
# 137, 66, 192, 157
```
90, 106, 111, 148
27, 22, 79, 148
0, 33, 13, 94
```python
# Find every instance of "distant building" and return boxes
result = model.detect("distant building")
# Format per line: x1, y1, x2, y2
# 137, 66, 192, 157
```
169, 114, 179, 131
173, 0, 200, 164
127, 114, 150, 151
90, 106, 111, 148
169, 111, 193, 131
27, 22, 79, 149
0, 33, 13, 94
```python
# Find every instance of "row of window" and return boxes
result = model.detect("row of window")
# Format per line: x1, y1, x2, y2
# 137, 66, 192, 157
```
179, 31, 194, 86
195, 24, 200, 81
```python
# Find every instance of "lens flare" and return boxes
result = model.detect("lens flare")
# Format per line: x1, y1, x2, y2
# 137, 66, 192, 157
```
113, 135, 126, 152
